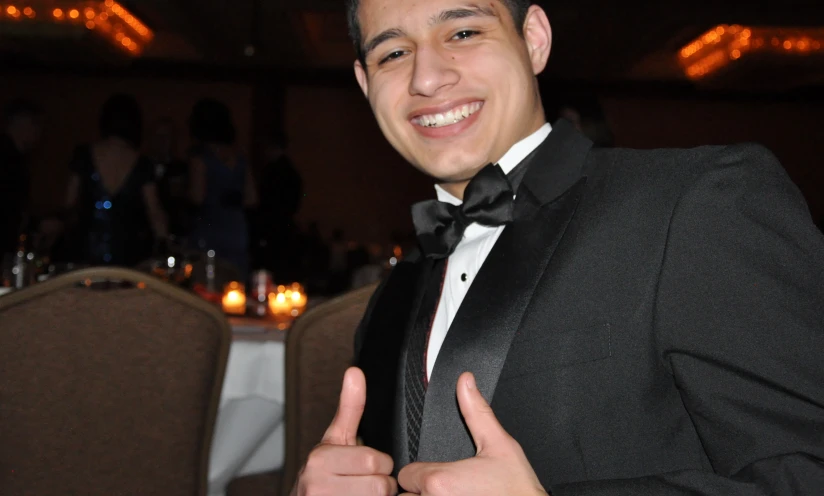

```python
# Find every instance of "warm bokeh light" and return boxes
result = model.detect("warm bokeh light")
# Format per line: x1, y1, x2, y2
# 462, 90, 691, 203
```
268, 291, 291, 316
680, 24, 824, 79
1, 1, 152, 56
222, 282, 247, 315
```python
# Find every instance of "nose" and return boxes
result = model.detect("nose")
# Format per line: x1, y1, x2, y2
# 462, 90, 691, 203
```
408, 45, 459, 96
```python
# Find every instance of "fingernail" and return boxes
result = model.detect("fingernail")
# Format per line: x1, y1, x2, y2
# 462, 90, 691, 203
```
466, 374, 476, 390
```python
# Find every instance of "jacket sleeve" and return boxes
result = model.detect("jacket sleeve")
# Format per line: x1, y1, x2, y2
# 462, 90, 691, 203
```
553, 144, 824, 495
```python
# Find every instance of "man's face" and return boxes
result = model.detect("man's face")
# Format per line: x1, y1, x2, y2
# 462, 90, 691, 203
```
354, 0, 552, 189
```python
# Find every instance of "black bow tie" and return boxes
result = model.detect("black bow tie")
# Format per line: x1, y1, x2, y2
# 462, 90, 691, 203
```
412, 164, 514, 260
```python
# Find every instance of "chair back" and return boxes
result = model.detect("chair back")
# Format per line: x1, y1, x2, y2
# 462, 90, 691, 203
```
280, 283, 379, 493
0, 267, 230, 496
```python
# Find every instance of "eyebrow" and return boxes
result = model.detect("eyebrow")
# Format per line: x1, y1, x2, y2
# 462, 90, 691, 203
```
361, 4, 498, 59
430, 5, 498, 25
363, 28, 406, 60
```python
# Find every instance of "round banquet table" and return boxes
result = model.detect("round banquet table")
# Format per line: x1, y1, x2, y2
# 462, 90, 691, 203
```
208, 319, 287, 496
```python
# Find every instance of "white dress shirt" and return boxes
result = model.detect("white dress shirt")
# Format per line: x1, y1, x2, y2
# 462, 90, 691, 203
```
426, 122, 553, 379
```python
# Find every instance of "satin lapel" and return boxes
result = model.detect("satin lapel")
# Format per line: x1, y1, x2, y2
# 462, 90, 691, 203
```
357, 253, 429, 470
392, 257, 439, 471
415, 119, 593, 463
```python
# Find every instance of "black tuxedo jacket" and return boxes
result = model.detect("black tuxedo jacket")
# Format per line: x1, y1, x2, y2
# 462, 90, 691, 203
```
354, 120, 824, 494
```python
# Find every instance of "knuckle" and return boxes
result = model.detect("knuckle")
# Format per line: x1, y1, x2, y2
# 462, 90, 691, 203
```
422, 470, 452, 495
304, 448, 326, 472
362, 450, 381, 473
371, 476, 393, 495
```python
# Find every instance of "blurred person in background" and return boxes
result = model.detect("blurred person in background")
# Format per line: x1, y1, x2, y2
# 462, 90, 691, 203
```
59, 93, 167, 267
0, 98, 42, 256
255, 129, 303, 282
147, 117, 190, 242
350, 243, 386, 289
547, 91, 615, 148
327, 227, 350, 294
299, 221, 331, 293
187, 98, 258, 280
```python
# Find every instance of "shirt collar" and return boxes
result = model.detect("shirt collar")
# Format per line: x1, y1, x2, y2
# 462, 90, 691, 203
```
434, 122, 552, 205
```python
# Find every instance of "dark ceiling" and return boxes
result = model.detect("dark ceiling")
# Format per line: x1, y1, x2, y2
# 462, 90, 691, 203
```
4, 0, 824, 90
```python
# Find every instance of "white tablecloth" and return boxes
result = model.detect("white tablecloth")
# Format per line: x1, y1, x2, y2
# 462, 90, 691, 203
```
208, 333, 286, 496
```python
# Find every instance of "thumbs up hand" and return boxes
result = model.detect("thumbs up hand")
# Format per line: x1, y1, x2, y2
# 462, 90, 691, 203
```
292, 367, 398, 496
397, 372, 547, 496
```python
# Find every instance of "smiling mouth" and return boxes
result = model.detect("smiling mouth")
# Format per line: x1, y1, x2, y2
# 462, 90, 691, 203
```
412, 101, 483, 128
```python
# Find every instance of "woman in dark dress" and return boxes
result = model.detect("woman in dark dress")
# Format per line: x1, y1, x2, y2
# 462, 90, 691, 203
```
62, 94, 167, 267
187, 98, 257, 280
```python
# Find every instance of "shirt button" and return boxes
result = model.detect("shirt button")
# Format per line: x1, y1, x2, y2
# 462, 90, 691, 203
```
461, 273, 467, 282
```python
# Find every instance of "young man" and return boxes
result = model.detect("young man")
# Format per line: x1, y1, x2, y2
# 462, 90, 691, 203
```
0, 99, 42, 256
293, 0, 824, 494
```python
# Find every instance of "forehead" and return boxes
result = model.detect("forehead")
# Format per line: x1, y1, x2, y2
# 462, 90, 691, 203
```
358, 0, 509, 34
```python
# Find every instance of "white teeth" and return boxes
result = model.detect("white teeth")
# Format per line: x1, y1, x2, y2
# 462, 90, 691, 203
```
414, 102, 482, 128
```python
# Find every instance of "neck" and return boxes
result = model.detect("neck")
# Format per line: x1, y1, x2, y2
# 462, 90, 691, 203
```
440, 180, 470, 200
436, 118, 547, 201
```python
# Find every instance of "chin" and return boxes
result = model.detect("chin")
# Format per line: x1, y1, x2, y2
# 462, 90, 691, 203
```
417, 153, 488, 182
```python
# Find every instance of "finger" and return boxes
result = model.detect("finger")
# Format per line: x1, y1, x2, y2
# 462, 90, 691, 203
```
310, 444, 394, 476
456, 371, 508, 455
397, 461, 449, 495
301, 473, 398, 496
322, 366, 367, 445
342, 474, 398, 496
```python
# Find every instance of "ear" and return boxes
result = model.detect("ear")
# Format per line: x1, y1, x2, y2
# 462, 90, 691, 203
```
354, 60, 369, 98
523, 5, 552, 75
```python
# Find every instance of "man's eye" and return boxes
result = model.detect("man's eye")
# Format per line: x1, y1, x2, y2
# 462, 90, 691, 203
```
452, 30, 479, 40
379, 50, 405, 65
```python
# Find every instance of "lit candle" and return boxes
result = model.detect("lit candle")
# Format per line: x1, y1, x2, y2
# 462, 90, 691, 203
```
268, 291, 292, 316
291, 289, 307, 310
222, 282, 246, 315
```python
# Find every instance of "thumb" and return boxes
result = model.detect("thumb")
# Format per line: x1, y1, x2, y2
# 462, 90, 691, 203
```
456, 371, 509, 455
322, 366, 367, 446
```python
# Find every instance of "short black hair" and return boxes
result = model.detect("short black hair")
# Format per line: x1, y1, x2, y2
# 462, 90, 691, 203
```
3, 98, 41, 126
189, 98, 236, 145
345, 0, 532, 67
99, 93, 143, 148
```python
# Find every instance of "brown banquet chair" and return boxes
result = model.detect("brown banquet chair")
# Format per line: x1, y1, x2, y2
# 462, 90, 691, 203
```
227, 282, 380, 496
0, 267, 230, 496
